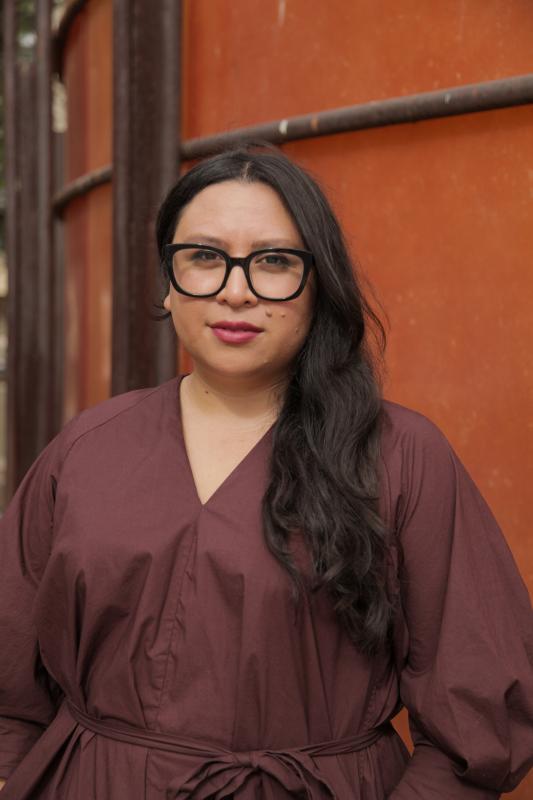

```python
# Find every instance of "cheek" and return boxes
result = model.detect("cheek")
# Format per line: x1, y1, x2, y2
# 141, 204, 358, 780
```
269, 305, 313, 351
168, 298, 207, 347
288, 294, 315, 335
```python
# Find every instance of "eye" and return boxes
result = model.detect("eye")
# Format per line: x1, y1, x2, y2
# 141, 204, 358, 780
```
185, 248, 225, 266
192, 249, 221, 261
257, 253, 291, 267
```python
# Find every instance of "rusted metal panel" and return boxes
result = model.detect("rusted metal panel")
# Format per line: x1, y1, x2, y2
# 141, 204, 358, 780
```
112, 0, 180, 394
181, 73, 533, 160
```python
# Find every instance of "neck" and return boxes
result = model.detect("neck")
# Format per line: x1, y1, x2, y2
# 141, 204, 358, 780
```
182, 366, 287, 428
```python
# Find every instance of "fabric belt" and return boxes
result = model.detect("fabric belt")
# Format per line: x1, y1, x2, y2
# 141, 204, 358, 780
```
66, 700, 388, 799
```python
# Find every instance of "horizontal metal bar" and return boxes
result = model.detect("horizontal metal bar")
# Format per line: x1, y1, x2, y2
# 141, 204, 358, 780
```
53, 164, 112, 213
181, 74, 533, 160
51, 73, 533, 214
52, 0, 88, 76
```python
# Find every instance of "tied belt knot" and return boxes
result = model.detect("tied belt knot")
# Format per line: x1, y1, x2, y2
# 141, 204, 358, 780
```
66, 701, 389, 799
233, 748, 263, 768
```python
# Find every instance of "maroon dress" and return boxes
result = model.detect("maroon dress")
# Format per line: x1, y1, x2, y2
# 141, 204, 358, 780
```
1, 376, 532, 799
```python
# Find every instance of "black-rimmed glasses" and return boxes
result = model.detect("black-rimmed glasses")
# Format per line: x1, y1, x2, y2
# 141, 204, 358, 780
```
163, 244, 314, 301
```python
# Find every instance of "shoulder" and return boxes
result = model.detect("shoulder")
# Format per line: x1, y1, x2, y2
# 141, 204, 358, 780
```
380, 399, 455, 471
381, 399, 450, 449
47, 378, 180, 474
378, 399, 459, 528
6, 379, 181, 524
67, 380, 176, 437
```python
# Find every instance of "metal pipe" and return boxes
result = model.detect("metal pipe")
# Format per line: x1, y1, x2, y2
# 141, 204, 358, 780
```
51, 73, 533, 213
111, 0, 180, 393
53, 164, 112, 214
180, 74, 533, 160
52, 0, 88, 77
36, 0, 57, 452
3, 0, 19, 497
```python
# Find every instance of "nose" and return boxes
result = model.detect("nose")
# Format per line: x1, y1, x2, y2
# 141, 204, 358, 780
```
216, 264, 258, 307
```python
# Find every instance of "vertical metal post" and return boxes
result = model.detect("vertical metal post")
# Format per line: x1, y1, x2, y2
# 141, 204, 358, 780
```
36, 0, 55, 446
3, 1, 20, 495
3, 1, 55, 495
51, 115, 65, 434
112, 0, 180, 393
17, 61, 39, 485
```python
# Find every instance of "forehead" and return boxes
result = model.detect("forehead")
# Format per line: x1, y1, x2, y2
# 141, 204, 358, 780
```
173, 180, 302, 244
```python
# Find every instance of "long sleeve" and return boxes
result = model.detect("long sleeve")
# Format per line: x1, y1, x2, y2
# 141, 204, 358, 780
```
385, 412, 533, 799
0, 439, 65, 779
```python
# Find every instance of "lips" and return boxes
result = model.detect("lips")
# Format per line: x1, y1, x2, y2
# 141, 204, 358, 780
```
209, 320, 263, 345
210, 321, 263, 332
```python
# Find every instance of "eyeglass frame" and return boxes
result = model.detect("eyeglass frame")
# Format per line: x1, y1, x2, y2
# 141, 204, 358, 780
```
163, 243, 314, 301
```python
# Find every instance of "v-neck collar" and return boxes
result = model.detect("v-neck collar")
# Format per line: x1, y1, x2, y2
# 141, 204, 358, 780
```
174, 374, 275, 510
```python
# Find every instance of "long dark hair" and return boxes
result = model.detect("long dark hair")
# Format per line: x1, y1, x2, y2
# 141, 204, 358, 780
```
156, 145, 393, 654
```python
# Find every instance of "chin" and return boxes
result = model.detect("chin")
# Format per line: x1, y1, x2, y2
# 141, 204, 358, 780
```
193, 353, 280, 381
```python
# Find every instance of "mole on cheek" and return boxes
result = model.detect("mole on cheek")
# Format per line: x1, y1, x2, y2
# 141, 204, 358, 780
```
265, 309, 273, 318
280, 312, 286, 318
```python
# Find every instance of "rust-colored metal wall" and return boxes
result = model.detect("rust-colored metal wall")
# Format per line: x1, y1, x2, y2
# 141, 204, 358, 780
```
62, 0, 112, 419
182, 1, 533, 132
181, 3, 533, 796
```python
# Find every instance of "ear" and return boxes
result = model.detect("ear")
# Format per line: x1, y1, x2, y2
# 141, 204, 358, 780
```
163, 293, 171, 312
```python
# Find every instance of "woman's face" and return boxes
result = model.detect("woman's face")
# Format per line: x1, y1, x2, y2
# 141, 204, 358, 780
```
163, 180, 315, 385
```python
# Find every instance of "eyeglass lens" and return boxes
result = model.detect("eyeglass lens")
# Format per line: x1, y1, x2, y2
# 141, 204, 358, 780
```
172, 247, 305, 299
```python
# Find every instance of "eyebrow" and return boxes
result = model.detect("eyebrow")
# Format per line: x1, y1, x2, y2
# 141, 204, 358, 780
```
179, 234, 302, 250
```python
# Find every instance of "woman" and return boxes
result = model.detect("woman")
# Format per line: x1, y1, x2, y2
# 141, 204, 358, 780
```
0, 145, 532, 799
